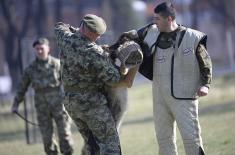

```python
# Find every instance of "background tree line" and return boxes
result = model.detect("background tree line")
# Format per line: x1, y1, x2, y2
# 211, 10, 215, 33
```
1, 0, 235, 90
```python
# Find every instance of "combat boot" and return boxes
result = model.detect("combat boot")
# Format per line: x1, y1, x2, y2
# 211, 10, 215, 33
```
63, 152, 72, 155
47, 150, 58, 155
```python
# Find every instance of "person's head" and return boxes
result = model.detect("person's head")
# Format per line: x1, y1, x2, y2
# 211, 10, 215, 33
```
153, 2, 177, 32
79, 14, 107, 42
32, 37, 50, 60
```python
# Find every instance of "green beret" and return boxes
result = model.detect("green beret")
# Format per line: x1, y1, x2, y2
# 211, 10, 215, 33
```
82, 14, 107, 35
33, 37, 49, 47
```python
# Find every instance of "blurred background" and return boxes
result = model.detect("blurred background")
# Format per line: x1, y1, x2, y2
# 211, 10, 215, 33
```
0, 0, 235, 155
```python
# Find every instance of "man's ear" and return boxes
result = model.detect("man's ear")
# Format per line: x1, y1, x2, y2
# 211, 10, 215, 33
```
48, 46, 51, 53
167, 16, 173, 22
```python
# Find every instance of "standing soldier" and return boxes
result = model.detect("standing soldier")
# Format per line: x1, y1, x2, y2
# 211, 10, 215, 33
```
11, 37, 74, 155
54, 14, 139, 155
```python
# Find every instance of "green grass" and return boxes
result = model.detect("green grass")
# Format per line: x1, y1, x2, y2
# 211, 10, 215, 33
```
1, 73, 235, 155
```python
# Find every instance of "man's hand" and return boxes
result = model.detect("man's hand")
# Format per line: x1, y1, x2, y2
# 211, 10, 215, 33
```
11, 101, 19, 114
197, 86, 209, 97
101, 44, 110, 51
69, 26, 78, 33
121, 30, 138, 39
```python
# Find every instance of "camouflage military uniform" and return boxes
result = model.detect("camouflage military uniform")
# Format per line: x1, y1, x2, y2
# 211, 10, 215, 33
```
13, 56, 73, 155
55, 22, 121, 155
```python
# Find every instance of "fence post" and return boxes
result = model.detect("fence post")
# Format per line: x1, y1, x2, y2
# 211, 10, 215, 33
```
226, 29, 235, 70
19, 38, 30, 144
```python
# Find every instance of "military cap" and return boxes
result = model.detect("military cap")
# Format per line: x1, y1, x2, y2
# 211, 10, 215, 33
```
32, 37, 49, 47
82, 14, 107, 35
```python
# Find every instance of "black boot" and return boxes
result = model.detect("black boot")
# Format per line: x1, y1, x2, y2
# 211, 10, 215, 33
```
63, 152, 72, 155
47, 150, 58, 155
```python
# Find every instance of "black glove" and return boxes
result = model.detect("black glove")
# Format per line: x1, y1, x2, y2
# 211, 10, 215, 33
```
118, 30, 138, 43
11, 100, 19, 114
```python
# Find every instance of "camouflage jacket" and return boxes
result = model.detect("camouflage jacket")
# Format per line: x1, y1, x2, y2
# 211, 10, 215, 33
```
14, 55, 61, 103
54, 22, 121, 91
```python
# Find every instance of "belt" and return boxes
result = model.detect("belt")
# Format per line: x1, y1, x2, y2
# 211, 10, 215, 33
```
35, 86, 61, 93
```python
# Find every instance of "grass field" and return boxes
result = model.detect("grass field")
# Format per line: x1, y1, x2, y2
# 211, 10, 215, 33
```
0, 74, 235, 155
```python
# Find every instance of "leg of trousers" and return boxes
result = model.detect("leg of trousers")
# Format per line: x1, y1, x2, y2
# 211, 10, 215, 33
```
53, 106, 74, 154
153, 91, 178, 155
153, 91, 205, 155
64, 95, 121, 155
172, 99, 205, 155
36, 108, 58, 155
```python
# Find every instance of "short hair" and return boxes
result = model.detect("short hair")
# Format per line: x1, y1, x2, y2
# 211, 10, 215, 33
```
154, 2, 176, 20
32, 37, 49, 47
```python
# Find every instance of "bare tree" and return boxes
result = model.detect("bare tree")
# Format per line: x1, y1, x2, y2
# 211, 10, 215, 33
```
34, 0, 48, 36
207, 0, 235, 27
55, 0, 62, 22
109, 0, 138, 39
190, 0, 200, 29
0, 0, 32, 90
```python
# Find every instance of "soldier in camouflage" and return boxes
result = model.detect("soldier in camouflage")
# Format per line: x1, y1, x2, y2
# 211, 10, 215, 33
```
54, 14, 139, 155
11, 38, 74, 155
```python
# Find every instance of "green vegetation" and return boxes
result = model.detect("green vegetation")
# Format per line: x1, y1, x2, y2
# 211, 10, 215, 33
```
1, 74, 235, 155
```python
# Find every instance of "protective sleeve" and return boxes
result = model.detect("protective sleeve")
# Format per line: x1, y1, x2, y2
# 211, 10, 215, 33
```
196, 43, 212, 88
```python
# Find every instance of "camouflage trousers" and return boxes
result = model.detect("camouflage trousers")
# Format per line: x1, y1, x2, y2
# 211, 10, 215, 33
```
63, 92, 121, 155
35, 92, 74, 155
81, 87, 128, 155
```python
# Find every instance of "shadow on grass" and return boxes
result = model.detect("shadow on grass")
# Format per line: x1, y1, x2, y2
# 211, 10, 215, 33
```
123, 101, 235, 126
1, 102, 234, 143
199, 102, 235, 116
123, 116, 153, 126
0, 129, 26, 142
0, 128, 42, 144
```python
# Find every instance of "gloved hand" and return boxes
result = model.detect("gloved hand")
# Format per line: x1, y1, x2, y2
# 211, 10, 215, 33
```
120, 30, 138, 40
11, 100, 19, 114
117, 30, 138, 44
